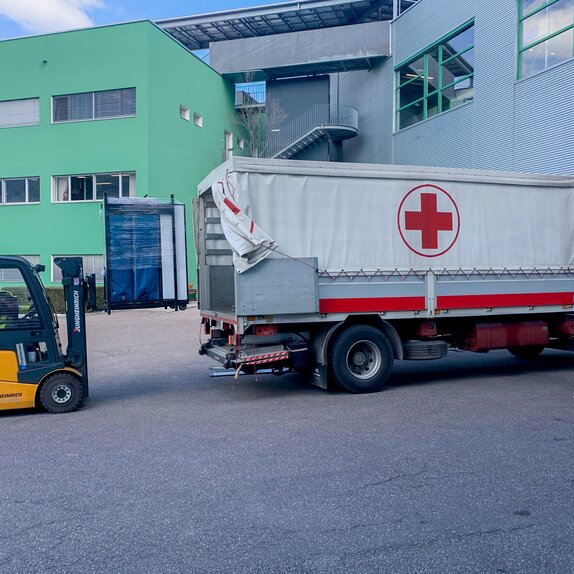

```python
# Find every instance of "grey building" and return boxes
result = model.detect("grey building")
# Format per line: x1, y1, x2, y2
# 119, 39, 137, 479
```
159, 0, 574, 175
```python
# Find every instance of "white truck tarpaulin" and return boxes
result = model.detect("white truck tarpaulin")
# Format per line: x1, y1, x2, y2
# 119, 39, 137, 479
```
202, 158, 574, 273
211, 175, 277, 273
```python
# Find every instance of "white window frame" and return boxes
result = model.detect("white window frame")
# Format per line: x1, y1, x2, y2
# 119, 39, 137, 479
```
0, 177, 40, 205
52, 172, 135, 203
194, 112, 203, 127
180, 105, 190, 121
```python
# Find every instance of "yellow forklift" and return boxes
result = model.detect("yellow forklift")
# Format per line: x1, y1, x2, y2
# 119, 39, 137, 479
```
0, 256, 91, 414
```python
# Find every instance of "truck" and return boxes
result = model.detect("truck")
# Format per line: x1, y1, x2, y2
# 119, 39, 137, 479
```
195, 157, 574, 393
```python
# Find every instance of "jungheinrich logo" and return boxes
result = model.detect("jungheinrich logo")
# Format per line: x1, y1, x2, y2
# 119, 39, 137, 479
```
73, 290, 81, 333
0, 393, 23, 399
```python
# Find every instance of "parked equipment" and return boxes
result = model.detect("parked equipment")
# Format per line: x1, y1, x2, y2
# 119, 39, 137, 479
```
0, 256, 91, 413
195, 157, 574, 393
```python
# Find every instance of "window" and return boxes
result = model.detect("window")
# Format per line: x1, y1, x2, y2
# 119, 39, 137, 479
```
396, 22, 474, 130
194, 112, 203, 127
0, 98, 39, 128
52, 255, 104, 284
0, 256, 40, 282
0, 177, 40, 204
225, 131, 234, 160
519, 0, 574, 78
0, 267, 42, 331
53, 88, 136, 122
53, 172, 135, 202
180, 105, 190, 121
237, 137, 245, 150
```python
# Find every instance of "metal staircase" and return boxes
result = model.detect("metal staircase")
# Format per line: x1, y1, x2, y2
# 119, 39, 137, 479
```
267, 104, 359, 159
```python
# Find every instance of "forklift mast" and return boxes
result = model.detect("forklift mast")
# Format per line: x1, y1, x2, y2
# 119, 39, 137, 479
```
54, 257, 89, 382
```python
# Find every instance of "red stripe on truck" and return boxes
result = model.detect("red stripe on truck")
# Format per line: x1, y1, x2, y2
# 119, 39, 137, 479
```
224, 197, 240, 215
437, 292, 574, 310
319, 297, 426, 313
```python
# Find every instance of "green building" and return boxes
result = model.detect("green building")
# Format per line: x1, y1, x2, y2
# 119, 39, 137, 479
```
0, 21, 238, 286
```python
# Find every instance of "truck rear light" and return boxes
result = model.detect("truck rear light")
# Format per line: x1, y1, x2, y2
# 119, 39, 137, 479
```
255, 325, 278, 337
228, 334, 241, 346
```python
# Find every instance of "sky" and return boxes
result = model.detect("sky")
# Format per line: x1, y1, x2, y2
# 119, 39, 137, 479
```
0, 0, 287, 40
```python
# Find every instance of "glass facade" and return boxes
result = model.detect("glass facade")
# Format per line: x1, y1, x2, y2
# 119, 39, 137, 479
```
396, 22, 475, 130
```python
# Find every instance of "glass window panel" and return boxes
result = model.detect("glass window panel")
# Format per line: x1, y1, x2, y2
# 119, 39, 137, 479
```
0, 98, 39, 128
69, 93, 93, 121
95, 90, 121, 118
53, 96, 70, 122
399, 56, 425, 86
70, 176, 94, 201
442, 80, 474, 112
443, 26, 474, 54
95, 173, 120, 199
27, 178, 40, 202
521, 28, 574, 75
5, 179, 26, 203
0, 269, 42, 330
398, 78, 424, 108
547, 27, 574, 65
442, 49, 475, 87
121, 174, 130, 197
55, 177, 69, 201
399, 101, 424, 129
426, 47, 440, 93
427, 92, 439, 119
522, 0, 549, 17
396, 23, 473, 130
120, 88, 136, 116
522, 0, 574, 46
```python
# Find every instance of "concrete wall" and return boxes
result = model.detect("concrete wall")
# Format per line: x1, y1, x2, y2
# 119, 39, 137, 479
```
267, 76, 330, 161
210, 20, 390, 79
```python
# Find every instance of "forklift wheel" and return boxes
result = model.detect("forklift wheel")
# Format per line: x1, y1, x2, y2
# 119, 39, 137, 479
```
39, 373, 84, 414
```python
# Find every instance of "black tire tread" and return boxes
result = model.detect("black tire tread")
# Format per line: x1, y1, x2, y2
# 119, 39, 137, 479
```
328, 325, 393, 394
39, 372, 84, 414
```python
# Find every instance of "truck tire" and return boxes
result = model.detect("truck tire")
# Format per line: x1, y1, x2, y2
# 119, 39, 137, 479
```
508, 345, 544, 359
39, 372, 84, 414
329, 325, 393, 394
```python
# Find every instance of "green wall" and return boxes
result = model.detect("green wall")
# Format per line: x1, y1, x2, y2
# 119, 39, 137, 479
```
0, 21, 237, 286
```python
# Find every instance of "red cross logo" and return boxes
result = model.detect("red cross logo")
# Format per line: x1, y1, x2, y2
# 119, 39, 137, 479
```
398, 184, 460, 258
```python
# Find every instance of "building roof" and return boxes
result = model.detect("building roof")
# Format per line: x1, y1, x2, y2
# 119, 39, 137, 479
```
156, 0, 417, 51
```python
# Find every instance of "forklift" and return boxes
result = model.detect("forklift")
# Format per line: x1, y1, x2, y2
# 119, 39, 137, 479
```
0, 256, 91, 414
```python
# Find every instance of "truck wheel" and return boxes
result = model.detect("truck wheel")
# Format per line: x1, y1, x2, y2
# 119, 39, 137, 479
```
508, 346, 544, 359
329, 325, 393, 393
39, 373, 84, 414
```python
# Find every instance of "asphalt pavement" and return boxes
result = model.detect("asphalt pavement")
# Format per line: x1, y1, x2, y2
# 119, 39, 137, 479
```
1, 307, 573, 574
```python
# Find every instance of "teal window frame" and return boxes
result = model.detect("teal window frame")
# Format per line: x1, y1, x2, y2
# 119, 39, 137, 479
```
395, 20, 475, 131
518, 0, 574, 78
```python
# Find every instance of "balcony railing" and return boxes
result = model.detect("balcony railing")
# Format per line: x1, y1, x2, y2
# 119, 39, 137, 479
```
267, 104, 359, 158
